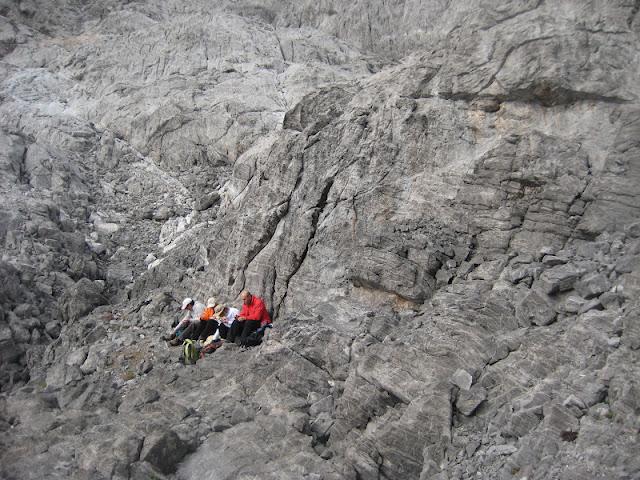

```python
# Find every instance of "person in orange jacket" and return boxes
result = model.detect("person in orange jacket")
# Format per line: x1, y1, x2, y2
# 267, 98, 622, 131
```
227, 290, 271, 346
168, 297, 218, 346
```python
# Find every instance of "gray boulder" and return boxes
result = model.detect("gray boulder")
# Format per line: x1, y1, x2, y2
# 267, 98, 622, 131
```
451, 369, 473, 391
538, 265, 582, 295
60, 278, 108, 322
456, 385, 487, 416
576, 272, 611, 299
140, 429, 190, 475
516, 290, 556, 327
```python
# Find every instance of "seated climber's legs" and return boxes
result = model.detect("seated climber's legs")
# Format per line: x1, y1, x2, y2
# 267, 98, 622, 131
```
197, 320, 218, 341
181, 322, 198, 340
227, 321, 243, 344
238, 320, 260, 347
218, 323, 230, 340
162, 323, 183, 341
169, 321, 201, 345
192, 321, 208, 340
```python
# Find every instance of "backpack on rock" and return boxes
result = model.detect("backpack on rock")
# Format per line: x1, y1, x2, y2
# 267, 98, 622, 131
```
182, 339, 200, 365
245, 324, 273, 347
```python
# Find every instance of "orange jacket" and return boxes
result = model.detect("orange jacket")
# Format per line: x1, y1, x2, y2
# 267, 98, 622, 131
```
200, 307, 216, 321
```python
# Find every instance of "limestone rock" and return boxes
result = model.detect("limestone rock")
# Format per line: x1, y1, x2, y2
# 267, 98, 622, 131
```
129, 461, 169, 480
194, 192, 220, 212
0, 1, 639, 479
65, 347, 88, 368
44, 321, 61, 338
119, 388, 160, 413
625, 222, 640, 238
60, 278, 107, 322
505, 408, 542, 439
79, 344, 103, 375
599, 291, 622, 310
456, 385, 487, 416
563, 395, 586, 411
538, 265, 581, 295
563, 296, 586, 314
451, 369, 473, 391
543, 404, 580, 437
516, 290, 556, 327
140, 429, 189, 474
85, 238, 107, 255
10, 324, 30, 344
153, 207, 174, 222
578, 297, 603, 314
576, 272, 611, 299
0, 329, 21, 365
94, 221, 119, 235
541, 255, 568, 267
309, 395, 334, 417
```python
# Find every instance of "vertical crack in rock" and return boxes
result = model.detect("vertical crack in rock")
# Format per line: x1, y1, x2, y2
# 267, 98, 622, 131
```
240, 199, 291, 293
276, 176, 334, 318
479, 0, 544, 31
18, 141, 29, 185
477, 35, 556, 97
628, 0, 640, 28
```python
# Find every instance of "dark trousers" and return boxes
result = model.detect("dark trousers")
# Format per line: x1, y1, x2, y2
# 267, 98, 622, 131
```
227, 320, 260, 346
178, 322, 201, 341
181, 321, 231, 342
179, 321, 217, 341
198, 320, 220, 340
218, 323, 230, 339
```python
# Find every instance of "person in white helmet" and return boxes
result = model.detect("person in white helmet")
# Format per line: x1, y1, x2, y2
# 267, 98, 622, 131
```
162, 297, 205, 343
180, 297, 220, 343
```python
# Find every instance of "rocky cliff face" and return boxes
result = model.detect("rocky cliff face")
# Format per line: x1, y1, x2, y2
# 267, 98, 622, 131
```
1, 1, 639, 479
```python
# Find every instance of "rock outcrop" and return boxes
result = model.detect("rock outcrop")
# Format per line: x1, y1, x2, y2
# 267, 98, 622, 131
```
1, 1, 639, 479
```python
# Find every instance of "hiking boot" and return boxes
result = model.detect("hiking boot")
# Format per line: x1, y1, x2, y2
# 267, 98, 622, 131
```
169, 338, 182, 347
161, 332, 176, 341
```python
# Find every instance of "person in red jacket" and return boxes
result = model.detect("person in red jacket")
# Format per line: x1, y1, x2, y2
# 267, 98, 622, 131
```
228, 290, 271, 346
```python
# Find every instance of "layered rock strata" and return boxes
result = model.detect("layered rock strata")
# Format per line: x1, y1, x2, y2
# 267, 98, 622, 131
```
1, 1, 639, 480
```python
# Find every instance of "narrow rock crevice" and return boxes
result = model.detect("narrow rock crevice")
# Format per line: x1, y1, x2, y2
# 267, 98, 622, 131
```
275, 176, 334, 318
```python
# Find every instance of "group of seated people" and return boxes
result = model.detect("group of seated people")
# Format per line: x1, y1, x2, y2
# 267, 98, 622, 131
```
162, 290, 272, 348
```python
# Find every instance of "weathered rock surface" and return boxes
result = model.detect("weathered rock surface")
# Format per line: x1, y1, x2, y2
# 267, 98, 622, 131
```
1, 1, 640, 480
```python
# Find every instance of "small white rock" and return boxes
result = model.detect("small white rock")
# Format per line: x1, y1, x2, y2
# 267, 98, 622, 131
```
562, 394, 586, 410
95, 222, 119, 235
451, 369, 473, 390
148, 258, 164, 270
607, 337, 621, 348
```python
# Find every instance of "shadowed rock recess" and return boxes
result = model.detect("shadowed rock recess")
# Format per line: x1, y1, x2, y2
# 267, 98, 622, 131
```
1, 1, 639, 479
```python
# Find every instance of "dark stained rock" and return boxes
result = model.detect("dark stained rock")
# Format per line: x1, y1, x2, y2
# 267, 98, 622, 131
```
140, 429, 190, 474
456, 385, 487, 416
543, 404, 580, 437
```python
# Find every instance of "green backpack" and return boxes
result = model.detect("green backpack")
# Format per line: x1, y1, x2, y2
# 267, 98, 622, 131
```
182, 339, 199, 365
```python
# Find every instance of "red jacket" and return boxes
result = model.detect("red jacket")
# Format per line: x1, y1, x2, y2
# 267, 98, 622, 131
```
239, 295, 271, 326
